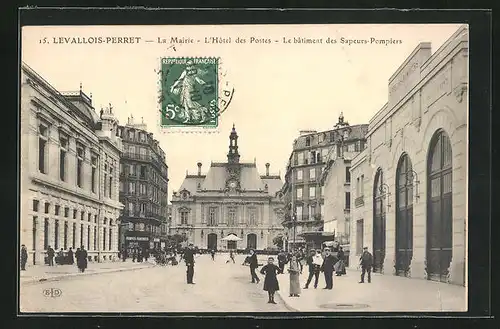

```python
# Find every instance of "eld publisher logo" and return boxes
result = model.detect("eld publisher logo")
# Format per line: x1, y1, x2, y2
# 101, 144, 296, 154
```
42, 288, 62, 298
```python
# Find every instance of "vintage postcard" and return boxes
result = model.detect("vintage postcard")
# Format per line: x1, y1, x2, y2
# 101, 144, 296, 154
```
19, 23, 468, 313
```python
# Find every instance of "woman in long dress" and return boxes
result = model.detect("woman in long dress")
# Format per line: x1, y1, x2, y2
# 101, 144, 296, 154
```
288, 254, 301, 297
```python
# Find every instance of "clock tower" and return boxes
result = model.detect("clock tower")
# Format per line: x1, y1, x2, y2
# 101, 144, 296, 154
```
226, 124, 241, 191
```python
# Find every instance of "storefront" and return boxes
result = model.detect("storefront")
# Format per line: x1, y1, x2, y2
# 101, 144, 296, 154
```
125, 236, 150, 254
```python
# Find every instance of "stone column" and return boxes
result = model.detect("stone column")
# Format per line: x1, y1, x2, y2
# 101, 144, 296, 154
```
34, 216, 44, 264
411, 152, 426, 280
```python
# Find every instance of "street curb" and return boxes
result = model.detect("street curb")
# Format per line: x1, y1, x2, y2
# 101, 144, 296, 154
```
20, 264, 156, 286
275, 291, 300, 312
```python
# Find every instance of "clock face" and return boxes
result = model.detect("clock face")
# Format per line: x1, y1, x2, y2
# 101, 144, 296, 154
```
229, 181, 237, 188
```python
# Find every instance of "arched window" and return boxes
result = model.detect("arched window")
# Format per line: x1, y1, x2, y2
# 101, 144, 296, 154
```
426, 130, 453, 282
247, 233, 257, 250
395, 154, 414, 276
373, 168, 386, 273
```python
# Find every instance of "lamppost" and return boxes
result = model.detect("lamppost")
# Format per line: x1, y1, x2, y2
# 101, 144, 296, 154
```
405, 169, 420, 200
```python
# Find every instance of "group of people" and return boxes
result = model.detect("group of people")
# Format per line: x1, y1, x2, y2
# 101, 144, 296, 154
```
120, 247, 151, 263
19, 244, 88, 273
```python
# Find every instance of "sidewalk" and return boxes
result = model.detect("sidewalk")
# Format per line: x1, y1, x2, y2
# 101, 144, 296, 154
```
20, 260, 156, 285
275, 267, 467, 312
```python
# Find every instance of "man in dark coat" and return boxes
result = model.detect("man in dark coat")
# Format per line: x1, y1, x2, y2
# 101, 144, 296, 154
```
246, 249, 260, 283
68, 247, 74, 265
320, 248, 337, 289
47, 246, 55, 266
359, 247, 373, 283
20, 244, 28, 271
76, 246, 88, 273
183, 243, 196, 284
210, 249, 215, 261
277, 250, 287, 273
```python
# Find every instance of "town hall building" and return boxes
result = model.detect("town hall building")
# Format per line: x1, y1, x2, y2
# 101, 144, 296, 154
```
170, 125, 285, 251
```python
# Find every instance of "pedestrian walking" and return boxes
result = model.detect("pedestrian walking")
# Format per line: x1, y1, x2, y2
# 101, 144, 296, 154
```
56, 248, 64, 265
68, 247, 74, 265
359, 247, 373, 283
288, 254, 301, 297
183, 243, 196, 284
132, 248, 137, 262
245, 249, 260, 283
304, 249, 322, 289
78, 246, 88, 272
121, 246, 127, 262
46, 246, 55, 266
335, 246, 347, 276
320, 247, 337, 289
210, 249, 215, 261
260, 256, 282, 304
20, 244, 28, 271
277, 250, 287, 273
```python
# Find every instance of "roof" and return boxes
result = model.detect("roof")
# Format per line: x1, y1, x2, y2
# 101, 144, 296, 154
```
177, 162, 283, 197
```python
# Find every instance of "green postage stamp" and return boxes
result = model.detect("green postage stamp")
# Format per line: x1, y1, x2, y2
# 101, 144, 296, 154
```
160, 57, 219, 129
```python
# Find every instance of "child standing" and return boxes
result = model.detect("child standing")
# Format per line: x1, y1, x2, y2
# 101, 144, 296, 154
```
260, 257, 282, 304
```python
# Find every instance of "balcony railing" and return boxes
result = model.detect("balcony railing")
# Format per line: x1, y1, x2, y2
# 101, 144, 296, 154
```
355, 196, 365, 207
122, 152, 151, 161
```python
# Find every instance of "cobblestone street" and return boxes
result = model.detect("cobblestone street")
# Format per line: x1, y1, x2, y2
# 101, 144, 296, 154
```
20, 254, 290, 313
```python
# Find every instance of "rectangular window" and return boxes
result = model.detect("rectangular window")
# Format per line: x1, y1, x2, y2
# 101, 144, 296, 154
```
140, 183, 147, 195
140, 166, 147, 179
345, 192, 351, 210
295, 206, 302, 220
54, 220, 59, 249
94, 215, 97, 223
356, 177, 360, 196
72, 223, 76, 249
296, 187, 303, 200
64, 207, 69, 218
80, 212, 84, 221
309, 186, 316, 199
345, 167, 351, 183
228, 207, 236, 225
73, 209, 77, 219
87, 226, 90, 250
129, 131, 134, 140
55, 205, 60, 216
88, 213, 92, 222
310, 168, 316, 180
356, 219, 364, 255
103, 227, 106, 250
297, 169, 303, 180
129, 182, 136, 194
80, 224, 84, 248
33, 200, 39, 212
310, 204, 316, 218
109, 228, 112, 251
305, 137, 311, 146
76, 147, 84, 188
360, 175, 365, 196
44, 202, 50, 214
208, 207, 217, 226
64, 222, 68, 249
93, 227, 97, 250
91, 156, 97, 193
140, 203, 146, 215
130, 164, 136, 176
44, 218, 49, 249
59, 143, 67, 181
38, 125, 48, 174
181, 211, 188, 225
108, 177, 112, 198
103, 173, 107, 196
297, 152, 304, 165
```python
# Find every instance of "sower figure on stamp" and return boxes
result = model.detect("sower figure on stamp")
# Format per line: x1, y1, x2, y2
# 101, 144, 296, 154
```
183, 243, 196, 284
169, 60, 210, 123
20, 244, 28, 271
359, 247, 373, 283
304, 249, 322, 289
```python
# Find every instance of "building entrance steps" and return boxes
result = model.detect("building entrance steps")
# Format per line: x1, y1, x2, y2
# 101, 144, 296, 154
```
275, 267, 466, 312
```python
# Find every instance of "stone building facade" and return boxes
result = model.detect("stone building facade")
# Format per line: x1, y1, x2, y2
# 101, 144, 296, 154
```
320, 118, 368, 257
170, 125, 285, 251
281, 114, 368, 251
117, 118, 169, 254
20, 63, 124, 264
349, 25, 468, 286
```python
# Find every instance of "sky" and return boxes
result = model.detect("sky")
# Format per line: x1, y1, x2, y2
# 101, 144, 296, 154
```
22, 24, 463, 202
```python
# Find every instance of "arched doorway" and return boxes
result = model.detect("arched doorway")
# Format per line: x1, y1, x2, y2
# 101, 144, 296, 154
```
395, 154, 414, 276
373, 168, 386, 273
427, 130, 453, 282
247, 233, 257, 250
207, 233, 217, 251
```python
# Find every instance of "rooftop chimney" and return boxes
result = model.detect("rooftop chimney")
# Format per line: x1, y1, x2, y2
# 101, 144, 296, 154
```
265, 163, 270, 176
197, 162, 202, 176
